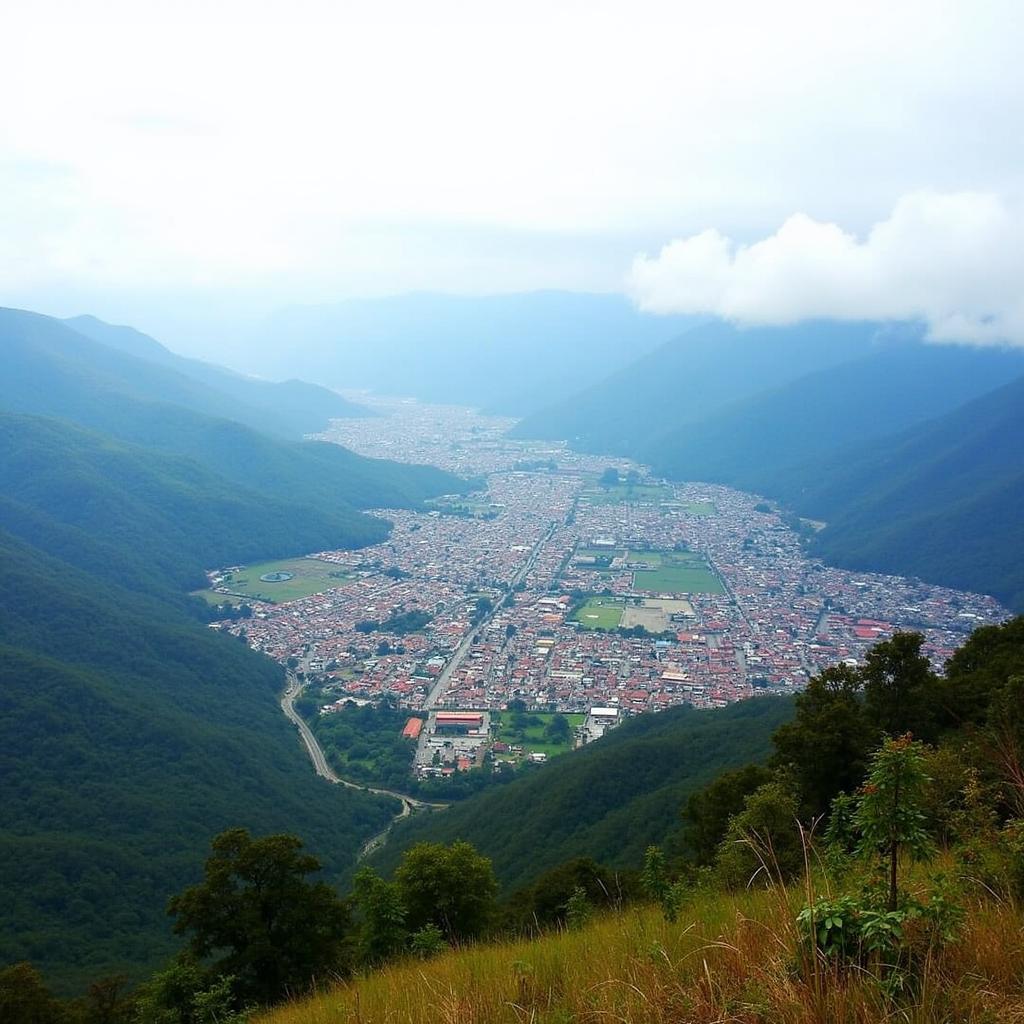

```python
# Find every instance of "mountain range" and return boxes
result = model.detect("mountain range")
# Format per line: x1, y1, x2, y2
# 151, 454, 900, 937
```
0, 307, 467, 990
513, 318, 1024, 609
243, 291, 695, 415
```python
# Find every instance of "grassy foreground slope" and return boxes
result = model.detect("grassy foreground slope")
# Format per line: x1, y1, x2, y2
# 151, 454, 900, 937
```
260, 888, 1024, 1024
371, 697, 792, 890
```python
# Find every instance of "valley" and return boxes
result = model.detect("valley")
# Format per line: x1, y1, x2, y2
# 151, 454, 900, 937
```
202, 397, 1007, 793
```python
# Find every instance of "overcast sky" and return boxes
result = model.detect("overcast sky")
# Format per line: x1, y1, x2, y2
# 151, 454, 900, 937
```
1, 0, 1022, 352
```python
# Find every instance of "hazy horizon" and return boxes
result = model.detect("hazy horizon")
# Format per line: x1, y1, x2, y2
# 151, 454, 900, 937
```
2, 0, 1023, 359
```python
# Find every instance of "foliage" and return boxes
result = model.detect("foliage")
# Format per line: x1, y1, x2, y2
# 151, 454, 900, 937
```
168, 830, 351, 1006
394, 842, 498, 943
349, 868, 407, 966
715, 781, 804, 889
682, 763, 773, 865
770, 664, 875, 816
861, 633, 937, 741
855, 736, 935, 910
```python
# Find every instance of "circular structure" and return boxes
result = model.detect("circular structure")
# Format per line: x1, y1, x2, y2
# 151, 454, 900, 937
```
259, 571, 295, 583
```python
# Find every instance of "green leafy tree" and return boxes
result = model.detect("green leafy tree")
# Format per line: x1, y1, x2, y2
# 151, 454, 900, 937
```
350, 867, 408, 965
715, 781, 804, 889
0, 963, 67, 1024
770, 664, 875, 816
861, 632, 937, 741
394, 841, 498, 943
167, 829, 351, 1006
598, 467, 619, 488
682, 763, 773, 865
855, 735, 935, 911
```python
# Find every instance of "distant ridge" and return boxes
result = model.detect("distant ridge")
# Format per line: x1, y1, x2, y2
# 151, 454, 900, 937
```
65, 313, 369, 438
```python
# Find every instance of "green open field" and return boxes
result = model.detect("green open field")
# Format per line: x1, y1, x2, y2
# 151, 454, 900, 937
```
197, 557, 356, 604
630, 549, 724, 595
676, 500, 715, 516
493, 711, 586, 760
582, 482, 674, 505
571, 596, 626, 630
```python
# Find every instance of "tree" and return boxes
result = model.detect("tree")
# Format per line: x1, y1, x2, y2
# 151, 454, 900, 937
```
167, 829, 351, 1006
770, 665, 875, 816
862, 632, 937, 741
0, 963, 67, 1024
544, 713, 572, 744
395, 841, 498, 942
682, 763, 773, 865
350, 867, 408, 965
855, 736, 934, 911
715, 781, 804, 889
598, 467, 619, 488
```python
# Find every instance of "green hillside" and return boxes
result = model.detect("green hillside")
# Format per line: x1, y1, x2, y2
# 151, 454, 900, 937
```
509, 319, 885, 452
0, 528, 398, 993
370, 696, 792, 890
642, 343, 1024, 493
0, 308, 466, 514
787, 376, 1024, 609
65, 314, 369, 438
0, 413, 388, 593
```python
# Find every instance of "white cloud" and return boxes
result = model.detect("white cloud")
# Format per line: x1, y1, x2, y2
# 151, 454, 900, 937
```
628, 192, 1024, 345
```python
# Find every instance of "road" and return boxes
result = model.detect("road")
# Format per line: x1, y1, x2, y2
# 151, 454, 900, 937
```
281, 671, 445, 859
281, 522, 554, 856
423, 519, 557, 709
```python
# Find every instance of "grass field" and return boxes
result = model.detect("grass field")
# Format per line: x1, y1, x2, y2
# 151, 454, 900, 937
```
259, 884, 1024, 1024
630, 549, 725, 595
199, 557, 355, 604
677, 499, 715, 515
492, 711, 586, 759
582, 483, 674, 505
571, 596, 625, 629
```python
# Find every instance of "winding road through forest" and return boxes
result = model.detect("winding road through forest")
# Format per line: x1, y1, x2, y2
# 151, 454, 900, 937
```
281, 671, 446, 859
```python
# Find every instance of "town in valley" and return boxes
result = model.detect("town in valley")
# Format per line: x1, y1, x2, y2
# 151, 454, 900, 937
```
206, 398, 1007, 782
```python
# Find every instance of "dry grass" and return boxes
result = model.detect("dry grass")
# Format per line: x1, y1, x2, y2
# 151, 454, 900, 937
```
259, 885, 1024, 1024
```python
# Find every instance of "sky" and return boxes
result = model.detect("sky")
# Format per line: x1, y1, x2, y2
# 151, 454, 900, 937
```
1, 0, 1022, 354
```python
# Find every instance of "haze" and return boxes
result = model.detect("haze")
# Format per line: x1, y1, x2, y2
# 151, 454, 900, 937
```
1, 0, 1022, 355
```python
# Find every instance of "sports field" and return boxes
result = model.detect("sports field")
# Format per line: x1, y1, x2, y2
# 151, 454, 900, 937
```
629, 550, 724, 595
493, 711, 586, 759
199, 557, 355, 604
571, 596, 626, 630
582, 483, 674, 505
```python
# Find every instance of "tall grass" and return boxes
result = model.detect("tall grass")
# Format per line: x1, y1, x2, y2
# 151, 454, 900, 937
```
259, 884, 1024, 1024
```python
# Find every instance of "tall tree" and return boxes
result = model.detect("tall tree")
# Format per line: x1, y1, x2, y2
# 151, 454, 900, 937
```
394, 841, 498, 943
682, 763, 773, 865
167, 829, 350, 1006
770, 664, 875, 816
862, 632, 937, 741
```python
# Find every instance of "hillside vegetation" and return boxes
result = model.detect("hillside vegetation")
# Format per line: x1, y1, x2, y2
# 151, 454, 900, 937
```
65, 314, 369, 438
0, 307, 470, 992
370, 697, 793, 889
0, 308, 466, 517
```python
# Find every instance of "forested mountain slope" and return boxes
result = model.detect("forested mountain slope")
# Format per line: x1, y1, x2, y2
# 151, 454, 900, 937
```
0, 528, 398, 993
370, 696, 792, 890
509, 319, 889, 452
65, 314, 368, 438
783, 375, 1024, 610
642, 342, 1024, 491
0, 308, 465, 516
0, 414, 390, 592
